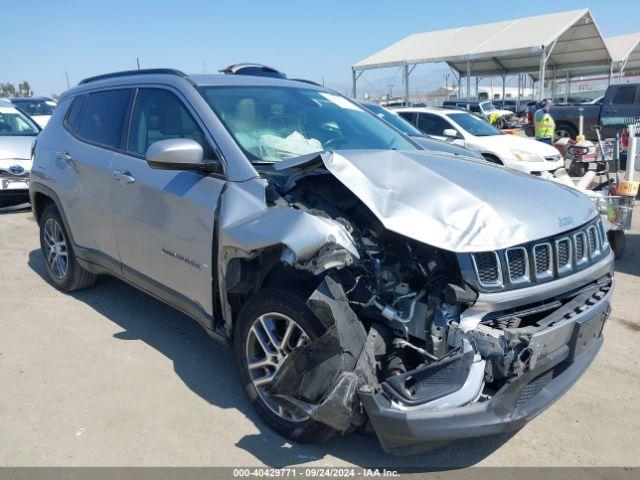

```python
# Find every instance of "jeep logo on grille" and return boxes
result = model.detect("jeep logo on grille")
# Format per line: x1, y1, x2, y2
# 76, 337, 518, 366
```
557, 216, 574, 228
8, 165, 25, 176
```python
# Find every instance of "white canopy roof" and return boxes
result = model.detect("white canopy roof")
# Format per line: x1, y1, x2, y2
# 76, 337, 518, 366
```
607, 32, 640, 70
529, 32, 640, 80
353, 9, 611, 76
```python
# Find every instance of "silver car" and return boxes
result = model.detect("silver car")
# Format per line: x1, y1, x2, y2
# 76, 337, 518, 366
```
30, 69, 614, 454
0, 100, 39, 207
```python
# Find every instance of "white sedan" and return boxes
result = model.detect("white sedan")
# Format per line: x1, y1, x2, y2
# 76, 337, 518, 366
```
394, 107, 564, 175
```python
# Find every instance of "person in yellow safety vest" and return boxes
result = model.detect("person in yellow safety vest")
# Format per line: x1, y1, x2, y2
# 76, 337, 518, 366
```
534, 99, 555, 145
488, 112, 501, 126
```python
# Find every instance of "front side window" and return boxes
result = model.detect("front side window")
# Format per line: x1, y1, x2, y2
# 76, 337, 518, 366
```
199, 86, 415, 163
480, 101, 496, 111
128, 88, 214, 159
0, 106, 39, 136
417, 113, 452, 136
447, 112, 502, 137
76, 89, 132, 149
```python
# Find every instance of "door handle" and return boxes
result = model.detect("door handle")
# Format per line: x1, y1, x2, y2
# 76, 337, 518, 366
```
56, 151, 72, 162
112, 170, 135, 185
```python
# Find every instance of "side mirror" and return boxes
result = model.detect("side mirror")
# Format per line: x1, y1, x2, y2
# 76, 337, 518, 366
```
146, 138, 204, 170
443, 128, 459, 138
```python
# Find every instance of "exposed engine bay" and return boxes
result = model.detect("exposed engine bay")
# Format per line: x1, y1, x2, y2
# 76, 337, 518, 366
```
219, 154, 611, 440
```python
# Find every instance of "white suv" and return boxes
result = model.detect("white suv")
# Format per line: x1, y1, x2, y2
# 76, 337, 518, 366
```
395, 107, 564, 175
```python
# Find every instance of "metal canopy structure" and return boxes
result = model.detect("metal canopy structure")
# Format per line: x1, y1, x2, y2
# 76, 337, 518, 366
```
352, 9, 611, 103
527, 33, 640, 100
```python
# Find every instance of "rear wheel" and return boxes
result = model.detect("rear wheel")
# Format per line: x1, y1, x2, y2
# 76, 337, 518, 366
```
39, 204, 97, 291
234, 288, 336, 443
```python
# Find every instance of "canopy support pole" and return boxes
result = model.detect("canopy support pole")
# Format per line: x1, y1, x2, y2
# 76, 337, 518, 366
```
566, 70, 571, 100
475, 77, 479, 99
403, 64, 410, 106
501, 74, 506, 102
351, 68, 364, 99
608, 62, 613, 86
517, 74, 521, 106
466, 58, 471, 100
551, 65, 557, 100
538, 49, 547, 100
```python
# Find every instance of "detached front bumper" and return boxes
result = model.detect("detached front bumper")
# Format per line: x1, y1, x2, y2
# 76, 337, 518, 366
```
360, 280, 611, 455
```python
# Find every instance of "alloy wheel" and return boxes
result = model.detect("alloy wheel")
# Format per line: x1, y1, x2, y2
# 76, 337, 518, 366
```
245, 312, 310, 422
43, 218, 68, 279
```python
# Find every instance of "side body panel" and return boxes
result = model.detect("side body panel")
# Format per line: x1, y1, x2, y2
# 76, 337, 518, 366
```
110, 152, 224, 317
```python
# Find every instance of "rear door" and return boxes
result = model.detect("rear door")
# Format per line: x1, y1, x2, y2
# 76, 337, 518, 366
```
110, 87, 225, 319
601, 85, 640, 138
56, 89, 132, 264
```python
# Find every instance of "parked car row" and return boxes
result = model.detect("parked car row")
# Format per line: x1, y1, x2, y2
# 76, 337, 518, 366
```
0, 99, 40, 207
393, 106, 563, 174
26, 68, 614, 455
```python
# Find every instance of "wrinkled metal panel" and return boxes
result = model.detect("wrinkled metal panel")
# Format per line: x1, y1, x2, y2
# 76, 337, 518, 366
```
323, 150, 597, 253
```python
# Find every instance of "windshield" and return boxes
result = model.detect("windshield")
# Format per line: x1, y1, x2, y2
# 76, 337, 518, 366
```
362, 103, 423, 137
199, 86, 416, 163
447, 112, 502, 137
12, 100, 55, 116
480, 101, 496, 111
0, 106, 39, 136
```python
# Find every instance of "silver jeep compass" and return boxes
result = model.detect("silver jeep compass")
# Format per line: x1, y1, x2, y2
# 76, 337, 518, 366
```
30, 69, 614, 455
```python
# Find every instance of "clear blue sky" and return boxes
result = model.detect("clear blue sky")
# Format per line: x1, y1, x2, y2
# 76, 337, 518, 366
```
3, 0, 639, 96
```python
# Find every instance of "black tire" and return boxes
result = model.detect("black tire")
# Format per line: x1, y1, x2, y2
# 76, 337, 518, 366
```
481, 153, 503, 165
233, 288, 336, 443
555, 123, 577, 141
39, 204, 97, 291
608, 230, 626, 259
568, 161, 587, 178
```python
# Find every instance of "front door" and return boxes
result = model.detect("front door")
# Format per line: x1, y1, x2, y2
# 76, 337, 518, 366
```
110, 87, 225, 318
601, 85, 640, 138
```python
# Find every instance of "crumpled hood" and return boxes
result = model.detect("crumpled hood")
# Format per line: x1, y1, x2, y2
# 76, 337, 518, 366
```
0, 136, 34, 160
323, 150, 597, 253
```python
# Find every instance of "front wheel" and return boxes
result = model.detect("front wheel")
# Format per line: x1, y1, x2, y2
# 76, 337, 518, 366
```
608, 229, 625, 259
233, 288, 336, 443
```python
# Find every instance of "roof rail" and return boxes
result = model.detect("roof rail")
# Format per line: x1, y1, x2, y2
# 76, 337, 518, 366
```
79, 68, 191, 85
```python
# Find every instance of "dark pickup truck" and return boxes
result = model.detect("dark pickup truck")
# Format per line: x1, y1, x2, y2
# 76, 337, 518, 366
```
551, 83, 640, 140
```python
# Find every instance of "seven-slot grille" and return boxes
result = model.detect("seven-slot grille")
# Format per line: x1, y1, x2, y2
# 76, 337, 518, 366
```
472, 220, 607, 289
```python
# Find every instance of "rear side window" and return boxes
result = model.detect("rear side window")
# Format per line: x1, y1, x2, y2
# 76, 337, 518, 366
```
76, 89, 132, 149
64, 95, 86, 133
417, 113, 451, 136
128, 88, 214, 159
611, 86, 637, 105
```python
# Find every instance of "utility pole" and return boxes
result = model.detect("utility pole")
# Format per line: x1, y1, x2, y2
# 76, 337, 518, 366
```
136, 57, 141, 70
65, 71, 70, 89
322, 74, 325, 87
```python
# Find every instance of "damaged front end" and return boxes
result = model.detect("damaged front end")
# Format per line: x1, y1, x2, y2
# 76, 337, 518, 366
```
218, 150, 614, 455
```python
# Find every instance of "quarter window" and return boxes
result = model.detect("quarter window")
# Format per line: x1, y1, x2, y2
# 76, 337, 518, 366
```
76, 89, 132, 149
64, 95, 86, 133
128, 88, 214, 159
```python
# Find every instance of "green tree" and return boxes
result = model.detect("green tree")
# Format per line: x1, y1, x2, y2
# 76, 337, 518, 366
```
17, 81, 33, 98
0, 82, 17, 98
